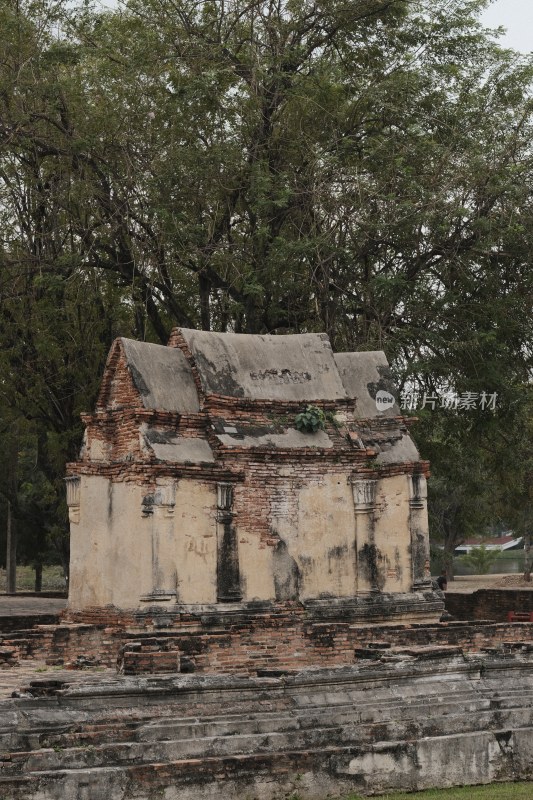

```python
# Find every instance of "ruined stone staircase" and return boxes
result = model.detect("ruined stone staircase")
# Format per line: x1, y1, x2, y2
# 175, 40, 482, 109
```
1, 647, 533, 800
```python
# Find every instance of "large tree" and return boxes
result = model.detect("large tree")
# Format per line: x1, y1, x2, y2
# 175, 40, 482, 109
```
0, 0, 532, 575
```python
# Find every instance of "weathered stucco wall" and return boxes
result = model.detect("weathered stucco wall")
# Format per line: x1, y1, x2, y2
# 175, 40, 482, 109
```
236, 471, 357, 602
174, 480, 217, 604
71, 474, 359, 608
69, 477, 151, 609
69, 471, 428, 610
69, 477, 217, 610
296, 475, 356, 599
373, 475, 413, 594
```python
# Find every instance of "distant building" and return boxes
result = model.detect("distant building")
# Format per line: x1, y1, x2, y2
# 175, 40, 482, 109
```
66, 329, 443, 623
455, 535, 523, 554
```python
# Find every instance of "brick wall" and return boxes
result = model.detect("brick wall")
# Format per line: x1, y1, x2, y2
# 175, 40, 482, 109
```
5, 608, 531, 674
445, 589, 533, 622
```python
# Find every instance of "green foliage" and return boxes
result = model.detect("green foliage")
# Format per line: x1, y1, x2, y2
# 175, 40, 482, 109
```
295, 406, 327, 434
457, 545, 502, 575
293, 404, 338, 433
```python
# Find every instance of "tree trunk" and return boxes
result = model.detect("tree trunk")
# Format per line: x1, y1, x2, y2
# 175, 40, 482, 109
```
443, 539, 456, 582
199, 273, 211, 331
6, 499, 16, 593
5, 421, 19, 593
523, 531, 531, 582
34, 562, 43, 593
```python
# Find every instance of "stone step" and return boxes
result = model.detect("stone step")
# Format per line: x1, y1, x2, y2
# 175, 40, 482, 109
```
6, 698, 533, 777
0, 745, 351, 794
290, 687, 533, 714
2, 685, 514, 751
6, 725, 348, 773
132, 703, 533, 754
2, 728, 532, 800
134, 695, 500, 742
16, 710, 303, 750
137, 711, 301, 742
3, 664, 533, 724
4, 678, 533, 757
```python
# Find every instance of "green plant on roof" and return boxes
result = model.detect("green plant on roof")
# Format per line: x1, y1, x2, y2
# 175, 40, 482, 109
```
295, 405, 327, 433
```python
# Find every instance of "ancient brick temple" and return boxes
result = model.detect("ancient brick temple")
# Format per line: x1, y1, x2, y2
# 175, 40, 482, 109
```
66, 328, 442, 622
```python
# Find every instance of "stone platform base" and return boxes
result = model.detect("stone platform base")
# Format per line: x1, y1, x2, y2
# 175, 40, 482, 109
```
1, 646, 533, 799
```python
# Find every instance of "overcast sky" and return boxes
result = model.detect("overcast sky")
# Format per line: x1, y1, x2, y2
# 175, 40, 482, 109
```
481, 0, 533, 53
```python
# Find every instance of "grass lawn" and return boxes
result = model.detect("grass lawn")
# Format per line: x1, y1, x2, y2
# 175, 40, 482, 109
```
345, 784, 533, 800
0, 564, 66, 592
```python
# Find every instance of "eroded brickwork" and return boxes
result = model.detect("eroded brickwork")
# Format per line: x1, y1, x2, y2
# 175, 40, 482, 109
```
4, 609, 530, 674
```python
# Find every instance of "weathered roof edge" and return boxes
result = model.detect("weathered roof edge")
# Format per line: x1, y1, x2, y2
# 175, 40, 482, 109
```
96, 331, 403, 420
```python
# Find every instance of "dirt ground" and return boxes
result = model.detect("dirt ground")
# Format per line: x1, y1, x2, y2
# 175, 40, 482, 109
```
445, 573, 533, 593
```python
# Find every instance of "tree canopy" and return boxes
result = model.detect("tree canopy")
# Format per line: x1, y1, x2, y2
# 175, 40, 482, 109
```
0, 0, 531, 579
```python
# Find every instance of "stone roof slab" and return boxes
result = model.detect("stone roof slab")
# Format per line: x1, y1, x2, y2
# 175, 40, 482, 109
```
178, 329, 347, 402
121, 338, 200, 413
